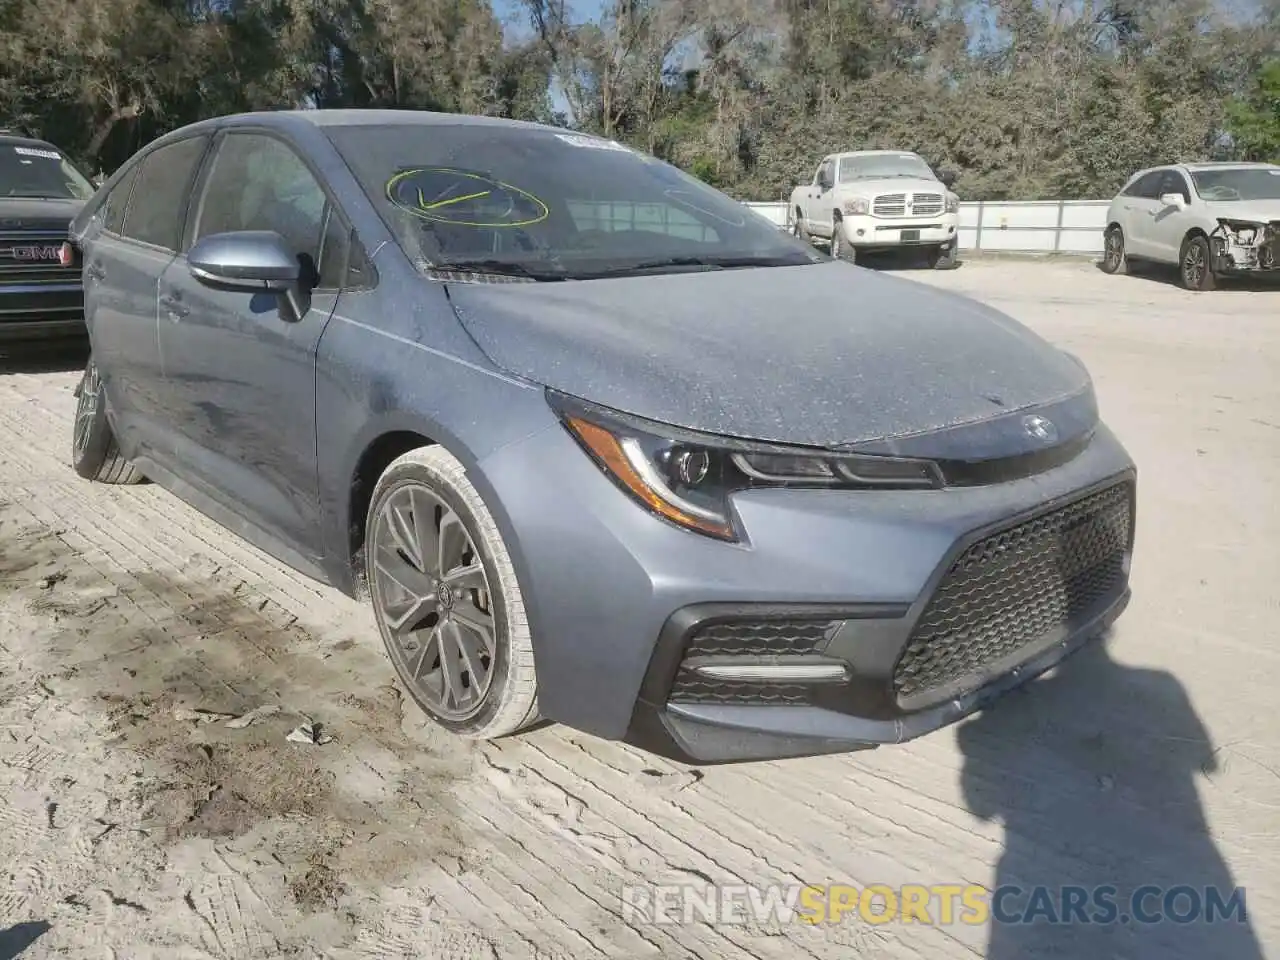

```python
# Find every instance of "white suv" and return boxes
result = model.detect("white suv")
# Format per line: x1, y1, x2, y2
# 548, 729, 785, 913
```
1101, 162, 1280, 291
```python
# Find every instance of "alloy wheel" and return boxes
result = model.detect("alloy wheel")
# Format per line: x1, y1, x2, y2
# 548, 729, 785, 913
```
371, 483, 496, 721
1183, 242, 1206, 289
73, 363, 101, 458
1104, 230, 1123, 270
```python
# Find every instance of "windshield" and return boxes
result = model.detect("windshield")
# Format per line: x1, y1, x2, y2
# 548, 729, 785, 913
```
1191, 168, 1280, 202
0, 142, 94, 200
838, 154, 937, 183
326, 123, 820, 280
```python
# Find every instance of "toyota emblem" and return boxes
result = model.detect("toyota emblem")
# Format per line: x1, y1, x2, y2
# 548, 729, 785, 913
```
1022, 414, 1058, 443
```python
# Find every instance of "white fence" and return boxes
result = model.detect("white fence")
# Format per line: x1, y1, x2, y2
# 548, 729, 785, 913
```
743, 200, 1111, 256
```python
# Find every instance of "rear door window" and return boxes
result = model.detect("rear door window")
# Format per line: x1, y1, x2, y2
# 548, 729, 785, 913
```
120, 136, 209, 251
100, 163, 140, 235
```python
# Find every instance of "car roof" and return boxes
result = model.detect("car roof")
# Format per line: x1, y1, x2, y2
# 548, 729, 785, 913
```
0, 133, 65, 153
187, 108, 566, 137
1178, 161, 1279, 172
828, 150, 923, 161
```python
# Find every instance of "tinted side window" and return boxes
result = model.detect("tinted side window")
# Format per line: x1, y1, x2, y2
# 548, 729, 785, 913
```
1125, 171, 1164, 199
194, 134, 328, 270
101, 163, 139, 234
818, 160, 834, 186
120, 137, 208, 250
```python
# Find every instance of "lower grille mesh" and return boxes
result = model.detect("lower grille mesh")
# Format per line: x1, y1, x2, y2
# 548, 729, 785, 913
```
893, 481, 1133, 704
668, 619, 835, 706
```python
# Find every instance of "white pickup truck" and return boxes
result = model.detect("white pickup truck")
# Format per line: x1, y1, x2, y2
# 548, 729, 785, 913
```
789, 150, 960, 268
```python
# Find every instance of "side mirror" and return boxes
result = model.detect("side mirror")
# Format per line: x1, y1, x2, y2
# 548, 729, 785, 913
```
188, 230, 300, 292
939, 169, 957, 188
1158, 193, 1186, 210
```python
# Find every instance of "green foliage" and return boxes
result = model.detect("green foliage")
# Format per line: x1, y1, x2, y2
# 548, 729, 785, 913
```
0, 0, 1275, 196
1225, 60, 1280, 162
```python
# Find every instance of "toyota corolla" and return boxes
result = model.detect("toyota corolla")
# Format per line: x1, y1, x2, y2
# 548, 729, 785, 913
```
67, 110, 1136, 763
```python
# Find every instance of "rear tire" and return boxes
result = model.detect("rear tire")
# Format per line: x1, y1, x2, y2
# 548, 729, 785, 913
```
365, 445, 540, 741
791, 209, 810, 244
71, 357, 145, 484
1180, 235, 1216, 291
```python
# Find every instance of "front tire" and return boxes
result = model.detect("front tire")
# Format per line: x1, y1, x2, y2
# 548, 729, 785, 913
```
927, 238, 959, 270
830, 217, 856, 263
71, 357, 145, 484
365, 445, 539, 740
1180, 235, 1216, 291
1100, 225, 1128, 275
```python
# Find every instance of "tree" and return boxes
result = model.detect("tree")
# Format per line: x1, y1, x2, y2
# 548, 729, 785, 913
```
1226, 59, 1280, 161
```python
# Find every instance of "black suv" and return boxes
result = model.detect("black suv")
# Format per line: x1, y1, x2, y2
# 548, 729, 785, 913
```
1, 132, 95, 342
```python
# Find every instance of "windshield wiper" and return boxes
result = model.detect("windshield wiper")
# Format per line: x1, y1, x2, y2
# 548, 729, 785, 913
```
579, 254, 811, 278
427, 258, 568, 282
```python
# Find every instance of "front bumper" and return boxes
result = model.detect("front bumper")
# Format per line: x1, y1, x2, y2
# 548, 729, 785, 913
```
0, 282, 84, 342
475, 418, 1136, 764
843, 213, 959, 250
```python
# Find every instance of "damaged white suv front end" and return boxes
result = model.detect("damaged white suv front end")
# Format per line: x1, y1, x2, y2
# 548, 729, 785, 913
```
1212, 216, 1278, 273
1103, 162, 1280, 291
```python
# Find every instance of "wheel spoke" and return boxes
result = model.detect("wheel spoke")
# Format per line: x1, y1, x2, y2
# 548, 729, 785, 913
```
438, 626, 466, 708
386, 498, 423, 570
387, 592, 436, 634
448, 620, 488, 691
437, 508, 466, 574
373, 541, 436, 601
453, 603, 496, 656
407, 487, 442, 577
443, 563, 485, 590
410, 625, 441, 681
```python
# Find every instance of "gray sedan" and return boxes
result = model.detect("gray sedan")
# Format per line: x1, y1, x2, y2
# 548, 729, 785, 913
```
67, 110, 1136, 764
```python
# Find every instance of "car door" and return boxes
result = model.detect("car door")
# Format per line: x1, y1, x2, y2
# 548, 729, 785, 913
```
807, 158, 837, 238
153, 130, 351, 564
1120, 170, 1165, 259
1149, 169, 1196, 263
83, 135, 210, 458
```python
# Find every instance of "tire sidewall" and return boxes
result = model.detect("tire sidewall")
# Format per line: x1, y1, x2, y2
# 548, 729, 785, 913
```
71, 357, 114, 479
364, 453, 518, 737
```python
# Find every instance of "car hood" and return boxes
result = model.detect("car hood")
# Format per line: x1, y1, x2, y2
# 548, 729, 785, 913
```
837, 177, 949, 197
445, 261, 1096, 458
0, 196, 84, 232
1202, 199, 1280, 222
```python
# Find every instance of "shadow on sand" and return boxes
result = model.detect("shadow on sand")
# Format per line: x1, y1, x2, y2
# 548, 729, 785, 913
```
957, 635, 1263, 958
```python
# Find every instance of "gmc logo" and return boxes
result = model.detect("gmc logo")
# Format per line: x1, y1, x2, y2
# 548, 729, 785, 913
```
1, 245, 62, 261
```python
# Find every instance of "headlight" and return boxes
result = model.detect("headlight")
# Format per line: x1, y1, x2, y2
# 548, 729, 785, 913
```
550, 392, 943, 541
945, 194, 959, 213
842, 198, 869, 216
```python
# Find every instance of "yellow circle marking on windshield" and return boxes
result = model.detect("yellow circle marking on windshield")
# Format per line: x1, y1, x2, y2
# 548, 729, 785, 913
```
385, 168, 549, 228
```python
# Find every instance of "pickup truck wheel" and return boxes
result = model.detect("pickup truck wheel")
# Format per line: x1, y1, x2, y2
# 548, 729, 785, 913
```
791, 210, 809, 243
830, 218, 856, 263
927, 239, 958, 270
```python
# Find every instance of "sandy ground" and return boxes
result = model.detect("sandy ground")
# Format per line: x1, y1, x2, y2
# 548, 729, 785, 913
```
0, 257, 1277, 959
